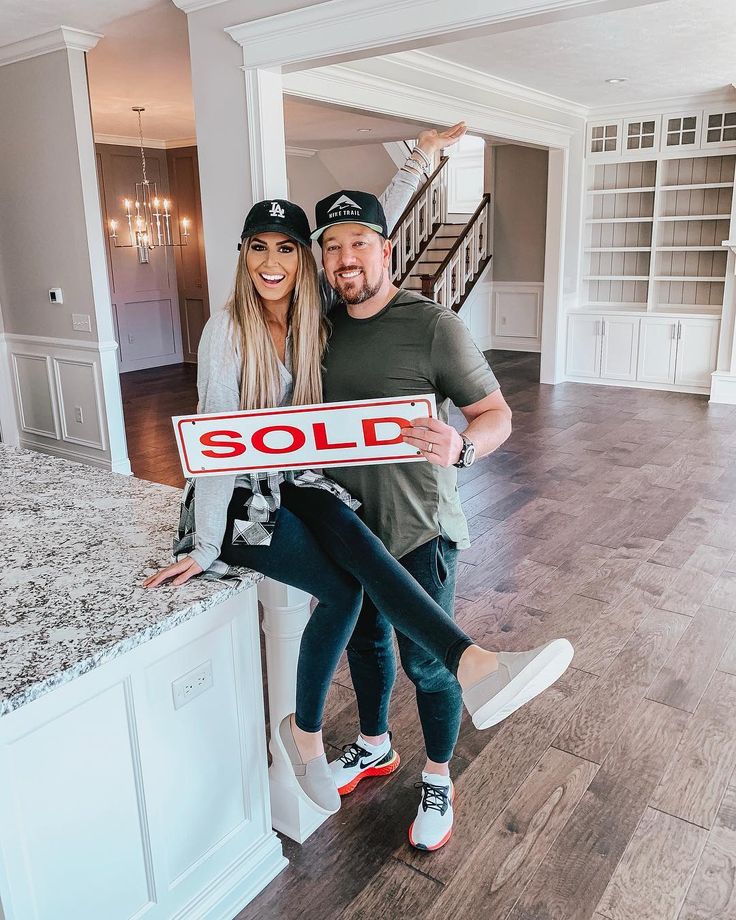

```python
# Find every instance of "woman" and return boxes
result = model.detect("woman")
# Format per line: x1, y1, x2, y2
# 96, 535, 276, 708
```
144, 127, 573, 817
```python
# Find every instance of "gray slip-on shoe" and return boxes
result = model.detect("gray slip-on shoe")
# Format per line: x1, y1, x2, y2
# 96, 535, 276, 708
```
462, 639, 574, 730
270, 714, 341, 816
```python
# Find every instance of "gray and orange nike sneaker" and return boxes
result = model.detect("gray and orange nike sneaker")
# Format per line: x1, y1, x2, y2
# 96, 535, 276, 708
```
329, 732, 400, 796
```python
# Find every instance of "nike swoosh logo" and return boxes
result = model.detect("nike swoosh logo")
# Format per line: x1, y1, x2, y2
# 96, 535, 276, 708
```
359, 757, 380, 769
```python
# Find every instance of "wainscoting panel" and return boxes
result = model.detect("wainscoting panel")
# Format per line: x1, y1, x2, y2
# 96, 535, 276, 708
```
53, 358, 106, 450
11, 352, 59, 439
2, 333, 120, 469
492, 282, 544, 352
181, 297, 207, 362
115, 298, 179, 372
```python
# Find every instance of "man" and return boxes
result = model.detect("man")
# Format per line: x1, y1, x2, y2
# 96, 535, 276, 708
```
311, 189, 514, 851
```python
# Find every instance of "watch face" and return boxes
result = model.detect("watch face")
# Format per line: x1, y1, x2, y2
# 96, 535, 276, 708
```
464, 443, 476, 466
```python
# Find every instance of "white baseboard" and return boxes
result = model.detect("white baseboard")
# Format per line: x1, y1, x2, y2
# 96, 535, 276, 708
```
566, 374, 710, 396
710, 371, 736, 404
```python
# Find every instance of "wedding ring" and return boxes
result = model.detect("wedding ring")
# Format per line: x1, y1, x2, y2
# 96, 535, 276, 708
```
428, 442, 434, 453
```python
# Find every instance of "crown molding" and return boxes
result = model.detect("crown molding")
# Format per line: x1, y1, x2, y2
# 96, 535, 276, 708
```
285, 146, 318, 158
392, 50, 589, 120
588, 87, 736, 119
283, 61, 577, 150
171, 0, 229, 12
94, 134, 198, 149
223, 0, 659, 72
0, 26, 101, 68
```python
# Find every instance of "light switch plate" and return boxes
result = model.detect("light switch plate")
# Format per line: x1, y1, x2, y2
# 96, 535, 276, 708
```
72, 314, 92, 332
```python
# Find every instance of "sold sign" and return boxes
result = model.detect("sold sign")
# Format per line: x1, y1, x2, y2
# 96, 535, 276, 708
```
173, 394, 437, 477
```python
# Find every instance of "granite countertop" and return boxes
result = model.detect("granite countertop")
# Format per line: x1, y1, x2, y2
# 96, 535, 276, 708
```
0, 445, 260, 717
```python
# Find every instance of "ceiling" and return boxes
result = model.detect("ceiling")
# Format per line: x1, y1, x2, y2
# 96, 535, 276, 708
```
424, 0, 736, 108
3, 0, 736, 143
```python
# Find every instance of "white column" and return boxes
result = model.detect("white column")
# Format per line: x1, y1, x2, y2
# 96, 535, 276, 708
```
257, 578, 328, 844
540, 146, 570, 385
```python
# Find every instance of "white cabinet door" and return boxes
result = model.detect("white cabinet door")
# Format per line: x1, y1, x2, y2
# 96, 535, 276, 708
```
637, 317, 678, 384
674, 318, 720, 388
601, 316, 639, 380
567, 315, 602, 378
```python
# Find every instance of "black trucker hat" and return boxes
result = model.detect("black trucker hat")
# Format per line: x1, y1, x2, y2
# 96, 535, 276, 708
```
311, 190, 388, 241
239, 198, 312, 250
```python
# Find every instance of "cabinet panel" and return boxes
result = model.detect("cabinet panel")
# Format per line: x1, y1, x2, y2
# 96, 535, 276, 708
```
567, 315, 602, 378
637, 318, 678, 384
601, 316, 639, 380
674, 318, 720, 387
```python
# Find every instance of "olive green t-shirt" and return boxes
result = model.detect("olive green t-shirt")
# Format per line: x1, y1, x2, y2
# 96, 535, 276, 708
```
323, 289, 500, 559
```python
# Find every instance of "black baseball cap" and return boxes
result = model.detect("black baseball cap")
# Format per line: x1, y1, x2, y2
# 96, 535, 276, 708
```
239, 199, 312, 250
311, 190, 388, 241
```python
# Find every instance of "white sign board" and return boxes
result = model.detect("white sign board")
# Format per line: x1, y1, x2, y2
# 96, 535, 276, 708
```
173, 394, 438, 477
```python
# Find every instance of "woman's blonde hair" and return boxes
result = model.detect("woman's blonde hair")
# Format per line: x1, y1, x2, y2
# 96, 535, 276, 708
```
227, 239, 327, 410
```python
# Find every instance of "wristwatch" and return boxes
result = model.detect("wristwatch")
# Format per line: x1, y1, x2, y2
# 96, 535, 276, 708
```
453, 434, 476, 468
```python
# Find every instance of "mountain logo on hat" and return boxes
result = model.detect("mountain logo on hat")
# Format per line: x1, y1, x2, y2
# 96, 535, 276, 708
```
328, 194, 362, 217
269, 201, 286, 218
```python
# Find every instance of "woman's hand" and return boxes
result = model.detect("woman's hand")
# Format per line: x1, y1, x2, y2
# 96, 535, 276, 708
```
416, 121, 467, 157
142, 556, 203, 589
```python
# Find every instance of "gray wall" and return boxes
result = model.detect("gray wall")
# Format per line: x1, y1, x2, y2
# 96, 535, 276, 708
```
492, 144, 548, 283
0, 51, 101, 341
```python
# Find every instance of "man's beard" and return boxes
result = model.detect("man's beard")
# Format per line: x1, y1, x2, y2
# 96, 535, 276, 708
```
334, 270, 383, 305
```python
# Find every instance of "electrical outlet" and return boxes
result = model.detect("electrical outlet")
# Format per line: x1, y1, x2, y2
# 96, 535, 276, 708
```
172, 660, 213, 710
128, 333, 135, 344
72, 313, 92, 332
74, 406, 83, 424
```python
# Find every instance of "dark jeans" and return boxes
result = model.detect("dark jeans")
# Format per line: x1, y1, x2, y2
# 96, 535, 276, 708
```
347, 535, 461, 764
219, 483, 472, 739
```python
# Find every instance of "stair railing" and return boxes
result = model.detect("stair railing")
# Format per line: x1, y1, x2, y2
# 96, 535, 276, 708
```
389, 156, 449, 285
420, 193, 491, 312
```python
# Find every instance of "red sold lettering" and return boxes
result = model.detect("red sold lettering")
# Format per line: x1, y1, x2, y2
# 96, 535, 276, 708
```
252, 425, 306, 454
362, 417, 410, 447
200, 430, 247, 458
313, 422, 358, 451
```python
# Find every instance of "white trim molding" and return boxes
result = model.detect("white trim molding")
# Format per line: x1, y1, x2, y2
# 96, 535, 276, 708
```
282, 62, 579, 150
710, 372, 736, 405
219, 0, 666, 73
392, 51, 588, 121
93, 134, 198, 150
0, 27, 101, 68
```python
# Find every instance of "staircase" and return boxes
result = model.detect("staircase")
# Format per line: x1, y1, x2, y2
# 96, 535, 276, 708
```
389, 157, 492, 313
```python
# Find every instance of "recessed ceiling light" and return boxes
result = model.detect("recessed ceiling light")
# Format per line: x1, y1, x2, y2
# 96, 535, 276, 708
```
605, 77, 628, 84
357, 128, 372, 133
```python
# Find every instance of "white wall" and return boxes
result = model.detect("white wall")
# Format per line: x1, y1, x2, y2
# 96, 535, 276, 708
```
0, 44, 130, 471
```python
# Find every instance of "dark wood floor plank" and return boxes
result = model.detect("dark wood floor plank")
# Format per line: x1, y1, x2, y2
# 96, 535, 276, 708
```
554, 608, 689, 763
652, 670, 736, 829
647, 606, 736, 713
572, 587, 652, 675
595, 807, 707, 920
704, 571, 736, 612
419, 748, 598, 920
337, 859, 441, 920
506, 699, 689, 920
677, 787, 736, 920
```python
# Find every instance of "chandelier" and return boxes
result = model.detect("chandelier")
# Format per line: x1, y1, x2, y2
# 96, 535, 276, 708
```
108, 107, 190, 264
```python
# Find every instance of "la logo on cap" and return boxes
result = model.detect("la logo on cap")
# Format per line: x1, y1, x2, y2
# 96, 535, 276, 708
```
269, 201, 285, 218
328, 194, 361, 217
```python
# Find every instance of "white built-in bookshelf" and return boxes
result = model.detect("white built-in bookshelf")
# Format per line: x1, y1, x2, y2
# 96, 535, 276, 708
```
583, 153, 735, 316
569, 107, 736, 394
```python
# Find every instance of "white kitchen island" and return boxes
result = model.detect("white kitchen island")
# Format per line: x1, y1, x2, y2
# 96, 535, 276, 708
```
0, 445, 323, 920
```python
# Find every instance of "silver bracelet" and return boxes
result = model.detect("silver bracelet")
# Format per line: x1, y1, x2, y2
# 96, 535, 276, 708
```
411, 146, 432, 170
402, 156, 428, 177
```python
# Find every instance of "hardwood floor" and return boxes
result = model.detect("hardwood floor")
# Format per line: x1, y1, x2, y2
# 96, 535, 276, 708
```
121, 351, 736, 920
